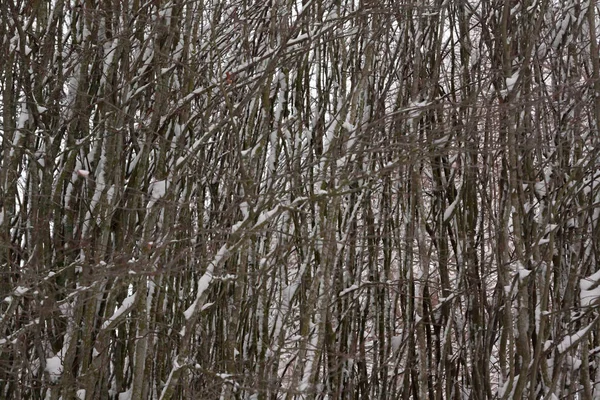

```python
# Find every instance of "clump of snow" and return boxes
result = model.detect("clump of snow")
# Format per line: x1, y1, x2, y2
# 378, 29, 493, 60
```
59, 302, 73, 317
102, 293, 137, 330
118, 388, 132, 400
342, 121, 355, 131
77, 169, 89, 178
14, 286, 29, 296
506, 71, 519, 91
580, 270, 600, 307
231, 221, 243, 233
45, 355, 63, 383
147, 180, 168, 208
239, 202, 250, 218
557, 320, 597, 353
552, 14, 570, 50
515, 262, 531, 281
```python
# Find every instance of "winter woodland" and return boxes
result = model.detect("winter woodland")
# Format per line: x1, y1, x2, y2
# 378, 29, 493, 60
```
1, 0, 600, 399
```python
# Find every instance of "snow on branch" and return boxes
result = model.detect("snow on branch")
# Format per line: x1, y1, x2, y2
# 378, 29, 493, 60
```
101, 292, 137, 331
557, 318, 598, 354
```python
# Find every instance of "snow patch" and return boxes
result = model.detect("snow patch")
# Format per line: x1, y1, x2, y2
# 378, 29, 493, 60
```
147, 180, 168, 208
118, 388, 132, 400
14, 286, 29, 296
506, 71, 519, 91
239, 202, 250, 218
45, 355, 63, 383
580, 270, 600, 307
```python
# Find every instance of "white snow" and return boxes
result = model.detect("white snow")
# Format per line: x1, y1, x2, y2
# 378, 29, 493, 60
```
545, 224, 558, 233
159, 358, 184, 400
580, 270, 600, 307
253, 205, 280, 229
102, 293, 137, 330
497, 375, 517, 398
580, 270, 600, 290
443, 196, 460, 222
391, 335, 403, 352
433, 135, 450, 145
534, 181, 547, 197
552, 14, 570, 49
557, 320, 597, 353
506, 71, 519, 91
17, 106, 30, 129
14, 286, 29, 296
118, 388, 132, 400
231, 220, 243, 233
406, 100, 431, 126
323, 121, 335, 154
338, 284, 358, 297
184, 244, 229, 320
147, 180, 168, 208
517, 267, 531, 280
45, 355, 64, 383
239, 202, 250, 218
342, 121, 355, 131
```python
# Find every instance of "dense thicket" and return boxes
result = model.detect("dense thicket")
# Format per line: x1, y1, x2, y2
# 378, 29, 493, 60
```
1, 0, 600, 399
